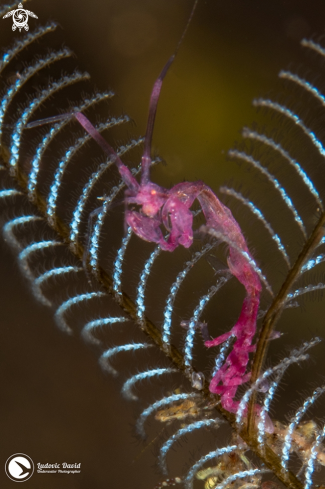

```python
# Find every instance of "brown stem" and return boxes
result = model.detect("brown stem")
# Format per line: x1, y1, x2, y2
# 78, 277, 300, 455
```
247, 211, 325, 437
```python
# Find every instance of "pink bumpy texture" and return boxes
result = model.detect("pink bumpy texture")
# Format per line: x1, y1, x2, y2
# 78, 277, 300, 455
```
74, 111, 262, 416
42, 0, 263, 420
125, 171, 262, 414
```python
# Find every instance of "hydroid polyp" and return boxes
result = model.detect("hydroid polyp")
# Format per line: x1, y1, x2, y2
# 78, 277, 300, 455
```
1, 1, 325, 488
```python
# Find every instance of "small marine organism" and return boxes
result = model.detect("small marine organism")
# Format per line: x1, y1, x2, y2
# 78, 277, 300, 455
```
155, 399, 200, 423
32, 0, 267, 417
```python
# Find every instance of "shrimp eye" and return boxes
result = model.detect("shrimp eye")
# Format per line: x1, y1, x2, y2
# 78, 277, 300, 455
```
151, 190, 157, 195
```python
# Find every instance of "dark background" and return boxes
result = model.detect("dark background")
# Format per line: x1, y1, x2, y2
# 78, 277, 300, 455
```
1, 1, 325, 488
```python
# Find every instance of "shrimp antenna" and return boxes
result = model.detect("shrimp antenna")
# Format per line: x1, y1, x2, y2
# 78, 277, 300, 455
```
141, 0, 199, 185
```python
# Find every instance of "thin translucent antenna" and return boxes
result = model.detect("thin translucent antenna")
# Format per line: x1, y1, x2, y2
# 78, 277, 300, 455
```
9, 71, 90, 176
46, 116, 128, 224
34, 110, 138, 195
141, 0, 199, 184
25, 113, 75, 129
74, 112, 139, 193
0, 48, 72, 139
69, 136, 142, 249
28, 91, 113, 202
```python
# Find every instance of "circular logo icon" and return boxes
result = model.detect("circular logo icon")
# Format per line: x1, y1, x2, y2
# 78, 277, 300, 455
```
5, 454, 34, 482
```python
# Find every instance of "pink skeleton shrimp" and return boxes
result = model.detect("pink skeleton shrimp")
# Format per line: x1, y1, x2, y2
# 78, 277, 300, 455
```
39, 1, 264, 417
74, 117, 262, 416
